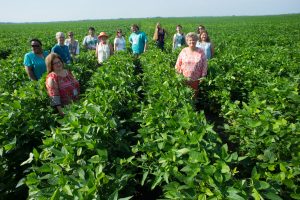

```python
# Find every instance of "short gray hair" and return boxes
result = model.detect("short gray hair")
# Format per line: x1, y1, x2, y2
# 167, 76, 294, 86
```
185, 32, 198, 41
56, 32, 65, 38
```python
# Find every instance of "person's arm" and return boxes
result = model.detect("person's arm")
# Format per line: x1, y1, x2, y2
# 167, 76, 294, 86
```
200, 53, 208, 79
144, 33, 148, 52
46, 75, 64, 116
144, 42, 147, 52
109, 44, 114, 55
129, 34, 132, 44
65, 46, 71, 64
172, 34, 176, 49
25, 66, 37, 81
175, 50, 183, 73
82, 37, 87, 49
210, 43, 215, 58
95, 43, 98, 57
113, 38, 117, 52
76, 41, 80, 55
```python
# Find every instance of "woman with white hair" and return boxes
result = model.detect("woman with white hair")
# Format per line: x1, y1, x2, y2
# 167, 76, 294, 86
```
175, 32, 207, 98
51, 32, 71, 64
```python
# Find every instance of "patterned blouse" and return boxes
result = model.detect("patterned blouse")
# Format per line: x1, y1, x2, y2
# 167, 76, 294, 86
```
46, 70, 80, 106
175, 47, 207, 81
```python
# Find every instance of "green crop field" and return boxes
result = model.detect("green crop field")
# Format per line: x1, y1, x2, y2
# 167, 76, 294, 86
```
0, 14, 299, 199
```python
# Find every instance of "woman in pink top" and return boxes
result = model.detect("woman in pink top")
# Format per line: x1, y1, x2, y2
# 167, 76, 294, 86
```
175, 32, 207, 98
45, 53, 80, 116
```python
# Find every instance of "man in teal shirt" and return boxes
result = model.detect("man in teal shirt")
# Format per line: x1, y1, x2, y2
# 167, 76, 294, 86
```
23, 39, 48, 80
129, 24, 148, 55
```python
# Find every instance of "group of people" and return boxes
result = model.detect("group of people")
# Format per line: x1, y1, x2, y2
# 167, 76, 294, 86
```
23, 23, 214, 115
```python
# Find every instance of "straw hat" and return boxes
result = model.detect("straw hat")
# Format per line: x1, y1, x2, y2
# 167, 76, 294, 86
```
98, 32, 108, 39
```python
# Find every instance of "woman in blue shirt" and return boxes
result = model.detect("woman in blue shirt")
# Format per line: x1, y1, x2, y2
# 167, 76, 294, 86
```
51, 32, 71, 64
23, 38, 49, 80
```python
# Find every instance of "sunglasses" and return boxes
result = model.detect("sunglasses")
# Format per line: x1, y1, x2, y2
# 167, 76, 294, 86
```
31, 44, 40, 48
69, 34, 73, 36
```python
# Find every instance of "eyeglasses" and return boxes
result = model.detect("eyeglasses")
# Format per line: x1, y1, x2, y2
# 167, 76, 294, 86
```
52, 60, 62, 66
31, 44, 40, 48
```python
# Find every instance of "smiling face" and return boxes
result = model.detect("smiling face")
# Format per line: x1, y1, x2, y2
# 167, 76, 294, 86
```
186, 36, 197, 48
131, 26, 138, 33
200, 32, 208, 42
57, 35, 65, 45
52, 58, 63, 72
31, 40, 42, 54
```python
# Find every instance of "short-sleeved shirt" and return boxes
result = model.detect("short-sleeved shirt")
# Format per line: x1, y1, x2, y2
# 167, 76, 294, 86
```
46, 70, 80, 106
82, 35, 98, 50
196, 41, 212, 60
175, 47, 207, 81
129, 31, 147, 54
65, 39, 79, 56
173, 33, 185, 49
51, 44, 71, 64
23, 51, 49, 80
114, 37, 126, 51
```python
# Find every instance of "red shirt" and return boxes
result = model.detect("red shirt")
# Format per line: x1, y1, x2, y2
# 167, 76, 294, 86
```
46, 70, 80, 106
175, 47, 207, 81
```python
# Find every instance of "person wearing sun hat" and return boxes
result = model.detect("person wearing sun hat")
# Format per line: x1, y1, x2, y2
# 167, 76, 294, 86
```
95, 32, 113, 65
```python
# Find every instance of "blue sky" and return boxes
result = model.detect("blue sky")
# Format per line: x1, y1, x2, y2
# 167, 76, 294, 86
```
0, 0, 299, 22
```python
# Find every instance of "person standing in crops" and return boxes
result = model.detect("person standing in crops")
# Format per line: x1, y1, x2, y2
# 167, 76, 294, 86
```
172, 25, 186, 50
51, 32, 72, 64
23, 39, 49, 81
65, 31, 80, 61
82, 27, 98, 50
175, 32, 207, 98
196, 25, 206, 38
45, 53, 80, 116
96, 32, 113, 65
129, 24, 147, 56
153, 22, 166, 51
114, 29, 126, 52
196, 30, 214, 60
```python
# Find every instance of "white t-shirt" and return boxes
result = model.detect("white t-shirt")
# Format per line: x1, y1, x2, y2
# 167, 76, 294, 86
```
97, 43, 110, 63
114, 37, 126, 51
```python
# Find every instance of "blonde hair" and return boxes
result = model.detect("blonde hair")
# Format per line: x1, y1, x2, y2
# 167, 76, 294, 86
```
45, 53, 64, 73
153, 22, 161, 41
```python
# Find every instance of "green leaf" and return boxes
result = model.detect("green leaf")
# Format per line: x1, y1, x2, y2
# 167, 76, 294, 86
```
88, 155, 101, 163
251, 167, 260, 180
254, 180, 270, 190
32, 148, 39, 161
176, 148, 190, 157
78, 168, 85, 180
50, 189, 59, 200
63, 185, 73, 196
141, 171, 148, 186
251, 188, 261, 200
227, 192, 245, 200
221, 162, 230, 173
189, 150, 208, 164
4, 136, 16, 151
264, 192, 283, 200
198, 194, 206, 200
151, 175, 162, 190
